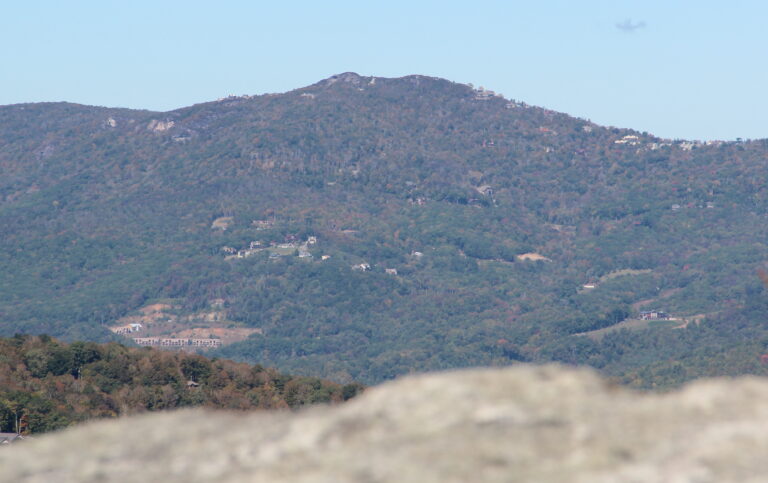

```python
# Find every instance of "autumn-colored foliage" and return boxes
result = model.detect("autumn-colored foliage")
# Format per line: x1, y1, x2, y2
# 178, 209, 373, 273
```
0, 335, 362, 434
757, 269, 768, 290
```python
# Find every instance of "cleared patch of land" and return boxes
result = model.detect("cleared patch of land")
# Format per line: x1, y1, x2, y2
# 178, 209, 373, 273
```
631, 287, 682, 311
575, 317, 677, 340
108, 303, 260, 350
516, 252, 552, 262
672, 314, 708, 329
599, 268, 652, 282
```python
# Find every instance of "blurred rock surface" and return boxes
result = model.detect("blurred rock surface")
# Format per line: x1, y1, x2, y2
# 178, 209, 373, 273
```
4, 365, 768, 482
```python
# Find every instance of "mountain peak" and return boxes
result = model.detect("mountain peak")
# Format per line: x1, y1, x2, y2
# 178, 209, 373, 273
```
320, 72, 367, 87
315, 72, 455, 90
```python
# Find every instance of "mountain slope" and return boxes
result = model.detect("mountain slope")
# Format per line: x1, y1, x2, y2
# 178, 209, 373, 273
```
1, 73, 767, 385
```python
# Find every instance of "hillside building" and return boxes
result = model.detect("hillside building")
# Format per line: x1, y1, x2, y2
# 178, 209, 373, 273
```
638, 310, 669, 320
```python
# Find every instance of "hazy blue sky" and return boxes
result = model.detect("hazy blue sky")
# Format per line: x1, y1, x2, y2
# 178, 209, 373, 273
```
2, 1, 767, 140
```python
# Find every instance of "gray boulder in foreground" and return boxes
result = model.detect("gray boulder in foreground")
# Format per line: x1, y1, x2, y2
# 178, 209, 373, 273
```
5, 365, 768, 482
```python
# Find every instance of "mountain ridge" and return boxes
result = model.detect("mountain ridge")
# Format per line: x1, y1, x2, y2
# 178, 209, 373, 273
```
0, 72, 631, 138
3, 72, 757, 145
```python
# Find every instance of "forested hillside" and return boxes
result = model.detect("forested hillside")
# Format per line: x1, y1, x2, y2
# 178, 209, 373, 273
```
0, 335, 361, 434
1, 72, 767, 387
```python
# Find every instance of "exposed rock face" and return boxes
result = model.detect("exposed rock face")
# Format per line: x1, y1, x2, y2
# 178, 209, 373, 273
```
147, 119, 175, 132
5, 365, 768, 482
322, 72, 365, 86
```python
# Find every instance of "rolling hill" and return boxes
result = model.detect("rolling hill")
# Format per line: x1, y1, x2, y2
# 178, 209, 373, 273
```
0, 334, 361, 434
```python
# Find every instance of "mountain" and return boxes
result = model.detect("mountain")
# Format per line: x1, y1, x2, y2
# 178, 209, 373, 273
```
0, 335, 361, 434
1, 72, 767, 386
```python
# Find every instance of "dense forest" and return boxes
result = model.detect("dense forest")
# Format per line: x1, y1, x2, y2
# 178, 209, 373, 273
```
0, 335, 362, 434
1, 72, 767, 387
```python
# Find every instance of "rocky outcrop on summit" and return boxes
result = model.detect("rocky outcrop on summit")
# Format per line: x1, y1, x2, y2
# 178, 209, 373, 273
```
5, 365, 768, 482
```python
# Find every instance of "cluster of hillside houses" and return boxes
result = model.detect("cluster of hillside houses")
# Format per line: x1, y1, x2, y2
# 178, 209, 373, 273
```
671, 202, 715, 211
134, 338, 222, 348
351, 263, 398, 275
110, 323, 143, 335
224, 232, 411, 275
614, 135, 727, 152
473, 86, 501, 100
638, 310, 670, 321
110, 324, 225, 351
223, 235, 318, 260
614, 135, 642, 146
